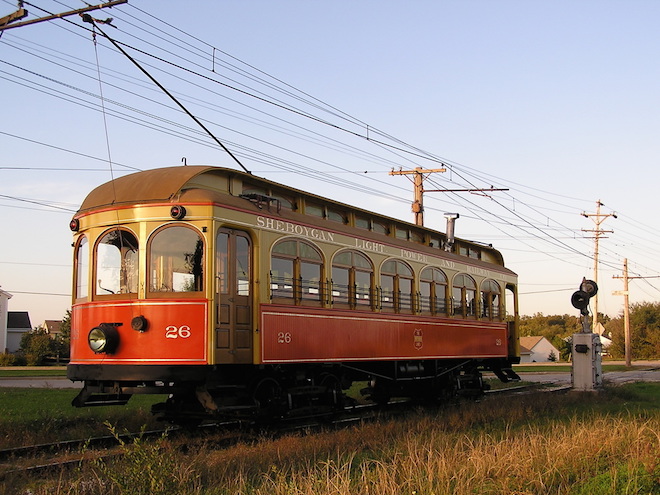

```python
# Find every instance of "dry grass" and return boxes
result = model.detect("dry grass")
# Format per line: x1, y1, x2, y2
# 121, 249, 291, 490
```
5, 385, 660, 495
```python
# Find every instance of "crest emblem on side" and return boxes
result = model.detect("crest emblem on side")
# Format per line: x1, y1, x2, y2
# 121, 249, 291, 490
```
413, 328, 423, 350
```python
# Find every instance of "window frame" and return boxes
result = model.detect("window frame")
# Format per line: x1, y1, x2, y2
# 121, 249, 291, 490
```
331, 250, 374, 310
93, 227, 140, 300
147, 224, 205, 298
452, 273, 477, 318
380, 259, 414, 313
420, 266, 448, 316
270, 238, 324, 306
74, 235, 89, 302
481, 279, 502, 321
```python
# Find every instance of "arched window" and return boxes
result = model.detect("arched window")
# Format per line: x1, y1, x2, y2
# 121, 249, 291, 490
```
481, 279, 501, 320
271, 239, 323, 305
75, 236, 89, 300
452, 273, 477, 317
149, 226, 204, 293
420, 267, 448, 315
331, 250, 373, 309
95, 229, 138, 296
380, 260, 414, 313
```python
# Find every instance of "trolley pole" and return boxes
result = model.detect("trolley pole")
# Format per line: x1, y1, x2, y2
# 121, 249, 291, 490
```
581, 200, 616, 330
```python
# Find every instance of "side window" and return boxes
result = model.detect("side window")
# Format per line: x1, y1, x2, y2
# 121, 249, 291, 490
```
452, 273, 477, 318
75, 236, 89, 300
270, 239, 323, 305
149, 226, 204, 293
380, 260, 414, 313
420, 267, 448, 315
95, 229, 138, 296
481, 279, 501, 320
331, 250, 374, 309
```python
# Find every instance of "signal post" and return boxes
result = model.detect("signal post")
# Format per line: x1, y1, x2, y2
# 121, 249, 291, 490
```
570, 279, 603, 391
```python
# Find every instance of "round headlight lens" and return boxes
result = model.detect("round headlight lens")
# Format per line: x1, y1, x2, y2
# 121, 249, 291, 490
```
88, 327, 107, 352
88, 325, 119, 354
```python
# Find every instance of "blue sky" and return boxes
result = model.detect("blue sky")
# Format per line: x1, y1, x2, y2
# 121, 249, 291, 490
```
1, 1, 659, 326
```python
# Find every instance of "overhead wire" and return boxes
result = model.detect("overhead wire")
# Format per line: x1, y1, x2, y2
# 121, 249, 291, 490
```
2, 2, 658, 302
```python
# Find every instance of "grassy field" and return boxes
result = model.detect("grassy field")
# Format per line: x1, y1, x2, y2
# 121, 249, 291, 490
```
0, 388, 167, 448
1, 382, 658, 494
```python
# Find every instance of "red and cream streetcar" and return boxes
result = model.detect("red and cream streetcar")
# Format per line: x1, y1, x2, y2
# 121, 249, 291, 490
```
67, 165, 520, 421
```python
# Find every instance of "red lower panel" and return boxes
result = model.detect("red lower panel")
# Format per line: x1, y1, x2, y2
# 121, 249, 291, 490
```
260, 304, 508, 363
70, 299, 208, 365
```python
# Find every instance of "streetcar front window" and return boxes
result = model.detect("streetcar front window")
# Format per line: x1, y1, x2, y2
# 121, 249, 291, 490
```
75, 236, 89, 300
149, 226, 204, 293
95, 229, 138, 296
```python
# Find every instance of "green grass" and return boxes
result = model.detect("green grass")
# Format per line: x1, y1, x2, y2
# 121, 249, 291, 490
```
0, 388, 167, 448
513, 364, 644, 373
0, 368, 67, 377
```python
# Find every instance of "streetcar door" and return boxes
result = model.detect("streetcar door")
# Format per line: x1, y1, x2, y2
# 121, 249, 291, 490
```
215, 229, 252, 364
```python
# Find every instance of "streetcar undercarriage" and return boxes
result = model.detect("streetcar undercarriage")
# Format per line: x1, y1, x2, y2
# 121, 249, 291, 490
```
69, 359, 520, 424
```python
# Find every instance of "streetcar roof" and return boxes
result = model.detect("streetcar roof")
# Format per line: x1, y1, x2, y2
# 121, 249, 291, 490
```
77, 165, 511, 271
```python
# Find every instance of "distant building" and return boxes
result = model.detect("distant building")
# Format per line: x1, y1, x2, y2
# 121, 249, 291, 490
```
519, 336, 562, 363
39, 320, 63, 338
5, 311, 32, 354
0, 289, 12, 353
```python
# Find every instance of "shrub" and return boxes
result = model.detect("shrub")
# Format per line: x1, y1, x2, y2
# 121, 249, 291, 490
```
0, 352, 16, 366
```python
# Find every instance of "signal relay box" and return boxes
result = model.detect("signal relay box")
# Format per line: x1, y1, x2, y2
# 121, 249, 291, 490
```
571, 332, 603, 391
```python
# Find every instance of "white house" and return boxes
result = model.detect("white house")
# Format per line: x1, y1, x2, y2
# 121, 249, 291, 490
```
519, 336, 562, 363
0, 288, 12, 353
5, 311, 32, 354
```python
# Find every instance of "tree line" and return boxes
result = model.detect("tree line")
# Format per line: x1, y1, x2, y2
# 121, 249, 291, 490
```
519, 301, 660, 361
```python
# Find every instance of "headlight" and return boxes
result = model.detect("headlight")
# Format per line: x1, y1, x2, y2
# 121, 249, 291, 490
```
88, 324, 119, 354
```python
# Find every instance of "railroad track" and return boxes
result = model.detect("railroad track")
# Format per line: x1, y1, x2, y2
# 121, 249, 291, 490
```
0, 384, 567, 481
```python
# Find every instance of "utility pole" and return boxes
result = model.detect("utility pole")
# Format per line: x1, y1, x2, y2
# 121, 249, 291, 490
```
389, 167, 446, 226
613, 259, 660, 367
581, 200, 617, 330
389, 166, 508, 227
613, 259, 632, 367
0, 1, 126, 31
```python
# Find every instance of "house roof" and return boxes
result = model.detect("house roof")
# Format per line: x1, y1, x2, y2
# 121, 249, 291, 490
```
42, 320, 63, 334
7, 311, 31, 329
519, 336, 545, 351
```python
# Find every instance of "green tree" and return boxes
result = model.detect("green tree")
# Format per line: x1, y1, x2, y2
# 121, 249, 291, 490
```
519, 313, 582, 357
606, 302, 660, 360
54, 309, 71, 358
19, 328, 56, 365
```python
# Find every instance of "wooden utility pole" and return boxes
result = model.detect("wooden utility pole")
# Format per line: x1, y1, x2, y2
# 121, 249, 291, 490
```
581, 200, 616, 330
613, 259, 632, 367
389, 167, 446, 226
0, 1, 126, 31
390, 166, 508, 227
613, 260, 660, 367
